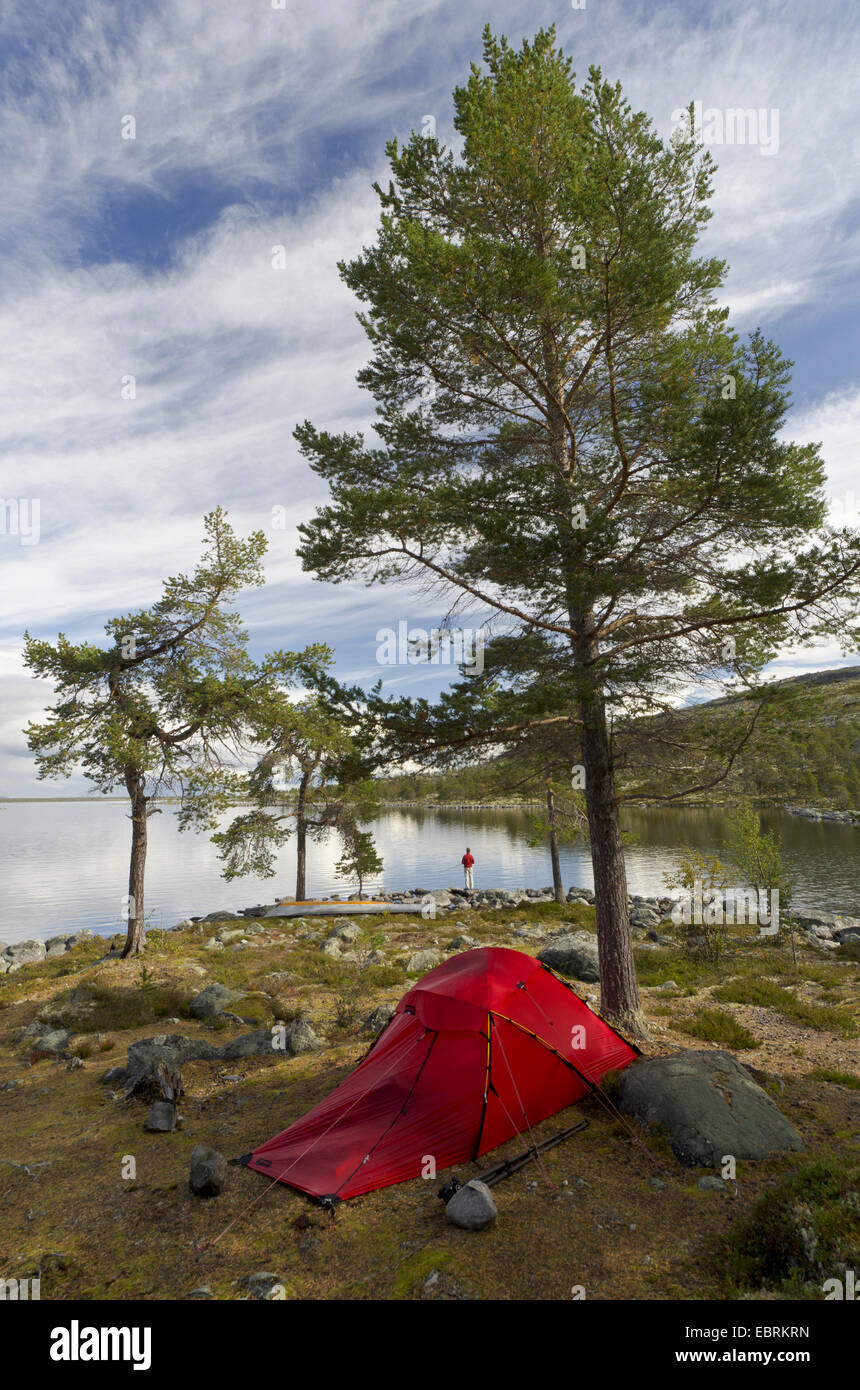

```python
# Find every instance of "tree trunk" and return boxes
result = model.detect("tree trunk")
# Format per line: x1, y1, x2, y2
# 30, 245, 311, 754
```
546, 776, 565, 904
575, 650, 648, 1037
295, 771, 309, 901
122, 768, 148, 958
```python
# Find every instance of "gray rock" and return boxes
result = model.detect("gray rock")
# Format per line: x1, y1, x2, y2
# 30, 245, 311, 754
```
617, 1050, 804, 1167
0, 1079, 23, 1092
447, 935, 477, 951
407, 949, 442, 974
445, 1179, 498, 1231
280, 1018, 324, 1055
143, 1100, 176, 1132
363, 1004, 395, 1034
220, 1029, 280, 1060
6, 939, 47, 972
221, 1018, 323, 1060
240, 1271, 285, 1300
183, 1286, 214, 1299
189, 1144, 227, 1197
189, 983, 245, 1020
321, 938, 342, 958
330, 921, 362, 942
20, 1020, 71, 1055
697, 1176, 729, 1193
124, 1034, 220, 1095
205, 911, 242, 922
215, 927, 246, 943
430, 891, 454, 908
659, 980, 679, 991
537, 931, 600, 983
631, 908, 661, 928
101, 1066, 127, 1085
66, 930, 93, 949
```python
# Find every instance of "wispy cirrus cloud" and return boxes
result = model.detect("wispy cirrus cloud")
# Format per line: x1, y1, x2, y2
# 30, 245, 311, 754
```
1, 0, 859, 793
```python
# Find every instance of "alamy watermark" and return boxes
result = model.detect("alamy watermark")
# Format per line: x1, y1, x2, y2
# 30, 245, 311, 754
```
376, 622, 485, 675
671, 882, 779, 932
1, 497, 40, 546
671, 102, 780, 156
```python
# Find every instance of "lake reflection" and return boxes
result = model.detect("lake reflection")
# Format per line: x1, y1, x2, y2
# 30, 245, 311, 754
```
0, 800, 857, 945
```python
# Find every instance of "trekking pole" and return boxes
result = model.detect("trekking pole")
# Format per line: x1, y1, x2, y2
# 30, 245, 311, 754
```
437, 1119, 589, 1202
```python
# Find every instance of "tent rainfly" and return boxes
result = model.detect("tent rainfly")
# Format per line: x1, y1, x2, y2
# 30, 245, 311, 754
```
241, 947, 639, 1204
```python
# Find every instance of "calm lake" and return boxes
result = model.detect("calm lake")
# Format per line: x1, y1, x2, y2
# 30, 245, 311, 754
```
1, 800, 858, 948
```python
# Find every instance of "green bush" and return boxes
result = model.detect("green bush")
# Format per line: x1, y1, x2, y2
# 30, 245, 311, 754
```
724, 1159, 860, 1293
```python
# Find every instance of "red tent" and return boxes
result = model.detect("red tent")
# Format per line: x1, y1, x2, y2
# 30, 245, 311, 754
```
242, 946, 638, 1203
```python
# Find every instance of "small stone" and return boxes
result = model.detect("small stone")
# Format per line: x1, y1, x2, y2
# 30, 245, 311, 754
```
189, 1144, 227, 1197
363, 1004, 395, 1034
143, 1101, 176, 1132
445, 1179, 498, 1231
240, 1271, 285, 1300
697, 1176, 728, 1193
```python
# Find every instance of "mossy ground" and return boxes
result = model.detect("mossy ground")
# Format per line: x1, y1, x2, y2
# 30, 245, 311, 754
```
0, 905, 857, 1301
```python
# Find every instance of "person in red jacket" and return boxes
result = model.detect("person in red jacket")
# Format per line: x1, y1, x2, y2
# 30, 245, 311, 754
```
462, 847, 475, 890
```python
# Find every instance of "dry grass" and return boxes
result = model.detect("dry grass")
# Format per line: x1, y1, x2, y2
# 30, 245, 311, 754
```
0, 907, 856, 1301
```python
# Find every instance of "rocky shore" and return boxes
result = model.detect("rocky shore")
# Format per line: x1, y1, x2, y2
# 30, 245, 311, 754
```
3, 885, 858, 975
788, 806, 860, 825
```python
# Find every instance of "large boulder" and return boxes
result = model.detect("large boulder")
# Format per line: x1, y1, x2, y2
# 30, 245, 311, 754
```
537, 932, 600, 983
617, 1050, 804, 1167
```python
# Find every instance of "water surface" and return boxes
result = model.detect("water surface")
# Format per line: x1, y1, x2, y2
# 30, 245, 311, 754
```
1, 800, 857, 947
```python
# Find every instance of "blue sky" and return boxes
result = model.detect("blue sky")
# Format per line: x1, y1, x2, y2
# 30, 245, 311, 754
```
2, 0, 859, 794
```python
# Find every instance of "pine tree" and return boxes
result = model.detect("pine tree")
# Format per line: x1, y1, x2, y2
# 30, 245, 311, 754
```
295, 28, 860, 1033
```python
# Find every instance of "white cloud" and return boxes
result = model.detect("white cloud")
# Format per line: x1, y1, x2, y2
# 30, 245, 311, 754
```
2, 0, 859, 794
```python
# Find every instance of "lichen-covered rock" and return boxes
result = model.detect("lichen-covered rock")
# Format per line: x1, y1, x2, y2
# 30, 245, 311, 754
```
20, 1020, 71, 1055
189, 983, 245, 1020
407, 949, 441, 974
5, 939, 47, 972
537, 931, 600, 983
617, 1050, 804, 1167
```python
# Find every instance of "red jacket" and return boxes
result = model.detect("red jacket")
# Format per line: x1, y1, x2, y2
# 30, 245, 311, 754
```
462, 853, 475, 868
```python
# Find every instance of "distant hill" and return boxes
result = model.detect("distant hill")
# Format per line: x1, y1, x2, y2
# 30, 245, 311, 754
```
376, 665, 860, 808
